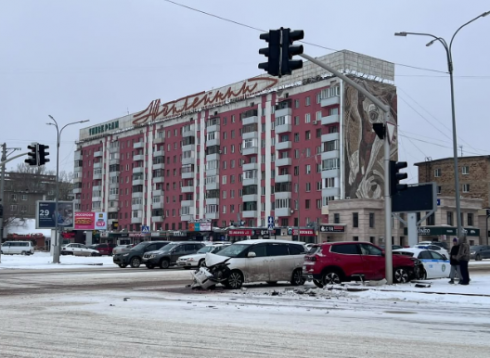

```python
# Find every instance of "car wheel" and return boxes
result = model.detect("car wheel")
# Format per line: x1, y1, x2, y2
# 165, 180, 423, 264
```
21, 251, 27, 255
91, 252, 97, 256
322, 270, 342, 285
476, 254, 482, 261
159, 258, 170, 269
313, 279, 324, 288
146, 264, 154, 269
266, 281, 278, 285
419, 269, 427, 280
394, 267, 410, 283
118, 264, 127, 268
225, 270, 243, 289
198, 259, 206, 268
130, 257, 141, 268
291, 268, 305, 286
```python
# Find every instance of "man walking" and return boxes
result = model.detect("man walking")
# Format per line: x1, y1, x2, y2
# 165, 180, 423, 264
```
448, 238, 461, 284
457, 236, 471, 285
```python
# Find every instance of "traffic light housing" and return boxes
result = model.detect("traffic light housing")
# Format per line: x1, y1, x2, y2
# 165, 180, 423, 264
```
390, 161, 408, 196
38, 144, 50, 166
25, 143, 39, 166
258, 30, 281, 76
281, 29, 304, 76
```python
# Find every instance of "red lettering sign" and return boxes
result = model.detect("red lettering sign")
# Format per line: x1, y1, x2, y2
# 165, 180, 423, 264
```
228, 229, 252, 236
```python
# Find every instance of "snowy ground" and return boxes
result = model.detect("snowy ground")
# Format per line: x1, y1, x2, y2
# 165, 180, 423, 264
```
0, 251, 117, 269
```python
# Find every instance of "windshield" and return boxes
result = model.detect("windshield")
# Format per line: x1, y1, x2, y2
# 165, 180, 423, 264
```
197, 246, 216, 254
158, 243, 179, 252
132, 242, 147, 251
217, 244, 251, 258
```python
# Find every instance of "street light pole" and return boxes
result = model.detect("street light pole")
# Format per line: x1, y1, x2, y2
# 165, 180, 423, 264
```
47, 116, 89, 264
395, 11, 489, 240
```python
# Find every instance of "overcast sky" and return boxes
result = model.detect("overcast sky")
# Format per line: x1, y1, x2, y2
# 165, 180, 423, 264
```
1, 0, 489, 183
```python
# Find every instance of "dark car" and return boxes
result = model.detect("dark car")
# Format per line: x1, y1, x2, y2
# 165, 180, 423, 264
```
142, 242, 205, 269
303, 241, 419, 287
113, 241, 170, 268
90, 243, 115, 256
470, 245, 490, 261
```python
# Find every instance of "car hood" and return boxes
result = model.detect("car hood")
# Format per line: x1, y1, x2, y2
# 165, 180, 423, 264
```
204, 252, 230, 267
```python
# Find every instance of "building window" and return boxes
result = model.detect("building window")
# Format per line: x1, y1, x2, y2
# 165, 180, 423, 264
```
305, 113, 311, 123
353, 236, 359, 242
294, 99, 300, 108
426, 212, 435, 225
462, 184, 470, 193
305, 182, 311, 192
305, 96, 311, 106
434, 168, 441, 177
447, 211, 453, 226
369, 213, 375, 228
305, 200, 310, 209
462, 166, 469, 175
294, 116, 300, 125
353, 213, 359, 228
468, 213, 474, 226
333, 213, 340, 224
305, 131, 311, 140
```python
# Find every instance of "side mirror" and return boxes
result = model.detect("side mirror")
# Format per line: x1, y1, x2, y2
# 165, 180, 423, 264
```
248, 251, 256, 258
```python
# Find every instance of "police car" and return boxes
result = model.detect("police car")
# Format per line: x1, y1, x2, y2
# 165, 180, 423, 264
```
393, 247, 450, 280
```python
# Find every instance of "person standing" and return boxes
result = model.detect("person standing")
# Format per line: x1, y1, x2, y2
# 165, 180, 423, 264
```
448, 238, 461, 284
457, 237, 471, 285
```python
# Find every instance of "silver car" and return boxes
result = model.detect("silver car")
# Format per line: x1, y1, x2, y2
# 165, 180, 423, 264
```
177, 243, 230, 269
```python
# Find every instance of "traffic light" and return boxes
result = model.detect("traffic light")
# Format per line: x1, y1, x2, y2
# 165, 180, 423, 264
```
390, 161, 408, 196
373, 123, 386, 139
258, 29, 281, 76
25, 143, 39, 166
281, 29, 304, 76
38, 144, 50, 166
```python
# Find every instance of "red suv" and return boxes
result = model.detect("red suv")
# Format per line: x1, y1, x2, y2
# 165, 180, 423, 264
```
90, 243, 115, 256
303, 241, 419, 287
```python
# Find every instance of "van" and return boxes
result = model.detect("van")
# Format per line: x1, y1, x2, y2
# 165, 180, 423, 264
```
1, 241, 35, 255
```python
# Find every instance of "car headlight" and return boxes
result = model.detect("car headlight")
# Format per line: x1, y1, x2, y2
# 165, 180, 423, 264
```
188, 258, 194, 262
150, 254, 156, 259
122, 253, 129, 257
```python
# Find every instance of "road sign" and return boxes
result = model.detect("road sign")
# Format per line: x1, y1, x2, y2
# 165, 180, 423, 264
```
392, 183, 437, 213
268, 216, 274, 230
437, 198, 441, 206
141, 225, 150, 233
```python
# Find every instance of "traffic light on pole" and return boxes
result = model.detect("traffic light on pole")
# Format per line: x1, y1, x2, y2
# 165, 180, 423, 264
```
389, 161, 408, 196
281, 28, 304, 76
25, 143, 39, 166
258, 30, 281, 77
38, 144, 50, 166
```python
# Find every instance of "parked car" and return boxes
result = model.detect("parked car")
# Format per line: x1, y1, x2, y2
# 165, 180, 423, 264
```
303, 241, 419, 287
113, 241, 170, 268
418, 240, 449, 251
470, 245, 490, 261
112, 244, 135, 255
176, 243, 230, 269
61, 243, 100, 256
143, 242, 206, 269
89, 243, 115, 256
394, 247, 449, 279
1, 241, 35, 255
204, 239, 307, 289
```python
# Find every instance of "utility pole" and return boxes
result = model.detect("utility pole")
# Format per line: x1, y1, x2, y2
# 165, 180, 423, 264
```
0, 143, 6, 262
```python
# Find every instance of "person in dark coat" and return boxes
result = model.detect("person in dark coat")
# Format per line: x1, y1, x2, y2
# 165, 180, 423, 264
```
448, 238, 461, 284
457, 237, 471, 285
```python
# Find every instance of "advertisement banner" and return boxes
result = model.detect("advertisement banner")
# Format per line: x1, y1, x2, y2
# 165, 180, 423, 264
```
36, 201, 74, 229
74, 212, 96, 230
95, 212, 108, 230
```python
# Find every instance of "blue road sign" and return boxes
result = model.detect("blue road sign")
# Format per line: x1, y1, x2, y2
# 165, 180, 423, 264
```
142, 225, 150, 233
437, 198, 441, 206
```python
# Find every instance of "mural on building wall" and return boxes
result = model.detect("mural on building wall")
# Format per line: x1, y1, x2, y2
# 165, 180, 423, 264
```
343, 79, 397, 199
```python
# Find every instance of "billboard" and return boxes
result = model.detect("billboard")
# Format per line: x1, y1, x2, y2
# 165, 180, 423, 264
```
36, 201, 74, 229
74, 212, 107, 230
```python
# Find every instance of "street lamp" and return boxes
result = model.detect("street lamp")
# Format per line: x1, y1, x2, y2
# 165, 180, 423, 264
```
47, 115, 89, 263
394, 11, 489, 240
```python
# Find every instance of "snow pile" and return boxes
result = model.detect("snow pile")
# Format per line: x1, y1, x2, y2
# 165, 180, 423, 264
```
0, 251, 117, 269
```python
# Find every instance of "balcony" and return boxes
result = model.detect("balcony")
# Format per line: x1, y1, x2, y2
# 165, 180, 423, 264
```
152, 201, 163, 209
94, 162, 102, 169
109, 182, 119, 189
109, 194, 118, 201
243, 146, 258, 156
205, 212, 219, 220
109, 170, 119, 177
132, 204, 143, 211
74, 151, 82, 160
242, 131, 258, 140
243, 162, 258, 171
154, 136, 165, 144
242, 115, 259, 126
275, 123, 292, 134
92, 185, 102, 191
108, 206, 119, 213
134, 154, 145, 162
322, 187, 340, 197
182, 185, 194, 193
92, 195, 102, 202
205, 181, 218, 191
131, 216, 142, 224
94, 151, 103, 158
73, 176, 82, 183
206, 197, 219, 205
109, 146, 119, 153
206, 137, 220, 147
321, 96, 340, 107
133, 167, 144, 174
134, 142, 144, 149
132, 179, 144, 186
242, 177, 258, 186
321, 114, 340, 126
73, 187, 82, 194
152, 216, 163, 222
153, 163, 165, 170
152, 189, 163, 197
275, 158, 292, 167
206, 153, 220, 161
153, 176, 164, 183
276, 141, 292, 151
182, 155, 194, 165
73, 198, 81, 204
74, 166, 82, 173
153, 149, 165, 157
183, 125, 195, 137
181, 200, 193, 207
275, 207, 291, 217
275, 107, 292, 118
207, 124, 220, 133
321, 168, 340, 179
275, 174, 291, 183
275, 191, 292, 200
206, 168, 219, 177
321, 132, 340, 142
182, 144, 195, 152
132, 192, 144, 198
242, 194, 258, 202
242, 210, 258, 218
321, 150, 340, 161
109, 158, 119, 165
182, 171, 194, 179
181, 214, 193, 221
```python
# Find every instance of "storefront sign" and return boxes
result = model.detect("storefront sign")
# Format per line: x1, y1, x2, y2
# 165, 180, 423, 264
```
228, 229, 253, 236
319, 225, 345, 233
403, 226, 480, 237
188, 222, 212, 232
292, 229, 315, 236
74, 212, 107, 230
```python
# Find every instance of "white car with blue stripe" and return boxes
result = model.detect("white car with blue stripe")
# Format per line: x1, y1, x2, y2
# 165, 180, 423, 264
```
394, 248, 450, 280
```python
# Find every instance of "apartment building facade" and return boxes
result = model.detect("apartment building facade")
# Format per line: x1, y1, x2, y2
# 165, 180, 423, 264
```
74, 50, 397, 235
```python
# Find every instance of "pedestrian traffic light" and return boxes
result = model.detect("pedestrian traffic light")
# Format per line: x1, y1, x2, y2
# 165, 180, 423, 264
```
25, 143, 39, 166
281, 28, 304, 76
258, 29, 281, 77
373, 123, 386, 139
390, 160, 408, 196
38, 144, 50, 166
